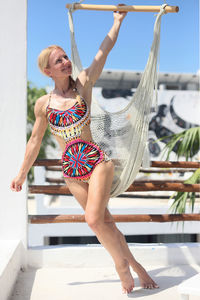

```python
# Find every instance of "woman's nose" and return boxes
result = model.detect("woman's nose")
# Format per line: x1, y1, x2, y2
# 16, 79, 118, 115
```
63, 58, 69, 65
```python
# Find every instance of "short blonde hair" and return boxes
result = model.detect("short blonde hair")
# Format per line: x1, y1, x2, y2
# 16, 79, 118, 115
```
37, 45, 64, 76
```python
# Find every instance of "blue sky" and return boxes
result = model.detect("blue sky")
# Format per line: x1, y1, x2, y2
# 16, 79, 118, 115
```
28, 0, 199, 88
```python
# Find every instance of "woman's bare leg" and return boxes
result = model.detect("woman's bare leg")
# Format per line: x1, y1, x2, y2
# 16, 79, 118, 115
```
84, 161, 134, 294
114, 226, 159, 289
65, 173, 158, 291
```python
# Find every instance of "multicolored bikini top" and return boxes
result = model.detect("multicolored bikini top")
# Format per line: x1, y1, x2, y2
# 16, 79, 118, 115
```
46, 90, 90, 142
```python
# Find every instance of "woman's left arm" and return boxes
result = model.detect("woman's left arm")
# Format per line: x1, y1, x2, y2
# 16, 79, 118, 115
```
79, 8, 127, 88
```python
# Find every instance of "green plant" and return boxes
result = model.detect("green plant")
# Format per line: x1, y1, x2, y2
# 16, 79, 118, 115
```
161, 127, 200, 161
169, 168, 200, 214
159, 127, 200, 214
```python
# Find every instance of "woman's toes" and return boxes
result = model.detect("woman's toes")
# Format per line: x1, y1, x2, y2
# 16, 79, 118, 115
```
149, 284, 154, 289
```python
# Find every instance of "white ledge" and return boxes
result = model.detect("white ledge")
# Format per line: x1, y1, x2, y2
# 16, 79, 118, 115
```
28, 242, 200, 268
0, 240, 26, 300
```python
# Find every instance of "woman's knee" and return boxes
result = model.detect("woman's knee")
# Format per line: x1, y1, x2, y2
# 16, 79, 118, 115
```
85, 209, 114, 229
85, 210, 101, 229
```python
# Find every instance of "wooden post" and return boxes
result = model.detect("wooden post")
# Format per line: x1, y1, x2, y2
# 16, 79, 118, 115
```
66, 4, 179, 13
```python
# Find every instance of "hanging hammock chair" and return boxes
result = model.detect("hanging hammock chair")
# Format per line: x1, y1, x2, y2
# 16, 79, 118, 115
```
67, 4, 168, 198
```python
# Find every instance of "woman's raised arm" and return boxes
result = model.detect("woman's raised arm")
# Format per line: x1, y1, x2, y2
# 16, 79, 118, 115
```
10, 96, 48, 192
78, 7, 127, 89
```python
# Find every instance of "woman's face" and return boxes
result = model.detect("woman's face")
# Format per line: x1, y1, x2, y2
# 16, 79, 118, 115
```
45, 48, 72, 79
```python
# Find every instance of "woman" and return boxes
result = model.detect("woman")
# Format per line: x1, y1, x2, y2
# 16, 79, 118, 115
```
11, 8, 158, 294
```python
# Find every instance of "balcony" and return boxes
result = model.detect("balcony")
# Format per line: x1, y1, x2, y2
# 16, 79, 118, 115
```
8, 243, 200, 300
1, 160, 200, 300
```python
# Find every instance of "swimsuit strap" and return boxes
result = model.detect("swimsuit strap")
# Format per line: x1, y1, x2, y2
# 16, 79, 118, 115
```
73, 86, 83, 104
47, 87, 84, 110
47, 91, 52, 108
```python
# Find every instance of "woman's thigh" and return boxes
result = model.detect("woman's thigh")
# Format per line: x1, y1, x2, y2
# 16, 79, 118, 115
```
64, 178, 89, 210
64, 161, 114, 223
86, 160, 114, 218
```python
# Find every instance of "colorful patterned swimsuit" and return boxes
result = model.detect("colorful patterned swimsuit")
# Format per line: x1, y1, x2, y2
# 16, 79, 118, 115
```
46, 91, 110, 182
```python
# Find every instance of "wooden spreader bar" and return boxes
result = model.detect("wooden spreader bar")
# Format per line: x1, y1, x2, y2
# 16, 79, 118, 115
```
29, 213, 200, 224
66, 4, 179, 13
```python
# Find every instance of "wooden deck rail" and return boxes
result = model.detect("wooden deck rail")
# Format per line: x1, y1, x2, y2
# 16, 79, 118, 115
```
46, 166, 198, 173
45, 178, 198, 184
31, 160, 200, 194
29, 160, 200, 224
66, 4, 179, 13
29, 214, 200, 224
29, 182, 200, 194
33, 159, 200, 168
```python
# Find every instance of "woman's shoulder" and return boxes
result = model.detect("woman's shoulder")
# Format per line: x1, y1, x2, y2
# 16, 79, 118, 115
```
35, 93, 49, 105
34, 94, 50, 116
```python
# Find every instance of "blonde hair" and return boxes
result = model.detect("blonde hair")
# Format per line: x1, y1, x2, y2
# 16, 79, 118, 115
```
37, 45, 64, 76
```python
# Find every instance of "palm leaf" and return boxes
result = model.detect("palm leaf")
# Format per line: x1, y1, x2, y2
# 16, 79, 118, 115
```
169, 168, 200, 214
158, 127, 200, 229
190, 192, 196, 212
158, 127, 200, 161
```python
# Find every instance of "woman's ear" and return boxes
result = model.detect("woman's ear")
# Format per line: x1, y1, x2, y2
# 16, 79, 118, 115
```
44, 68, 52, 77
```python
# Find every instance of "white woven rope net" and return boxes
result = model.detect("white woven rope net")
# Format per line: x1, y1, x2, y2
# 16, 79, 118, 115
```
68, 4, 167, 197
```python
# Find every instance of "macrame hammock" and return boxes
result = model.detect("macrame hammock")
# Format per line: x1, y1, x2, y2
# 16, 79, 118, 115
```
67, 3, 170, 198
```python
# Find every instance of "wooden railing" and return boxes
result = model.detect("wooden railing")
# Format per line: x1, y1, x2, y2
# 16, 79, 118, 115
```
29, 160, 200, 224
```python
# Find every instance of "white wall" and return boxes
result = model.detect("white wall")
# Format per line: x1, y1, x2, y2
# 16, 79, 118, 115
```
0, 0, 27, 247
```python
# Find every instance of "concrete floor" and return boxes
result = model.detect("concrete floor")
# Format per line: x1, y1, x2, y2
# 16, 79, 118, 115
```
10, 264, 200, 300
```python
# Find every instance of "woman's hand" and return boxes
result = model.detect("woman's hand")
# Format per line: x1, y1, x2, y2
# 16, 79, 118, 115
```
10, 174, 26, 192
113, 4, 127, 23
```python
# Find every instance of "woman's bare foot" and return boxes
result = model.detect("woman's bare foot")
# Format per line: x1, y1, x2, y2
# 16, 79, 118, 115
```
115, 259, 135, 294
131, 261, 159, 289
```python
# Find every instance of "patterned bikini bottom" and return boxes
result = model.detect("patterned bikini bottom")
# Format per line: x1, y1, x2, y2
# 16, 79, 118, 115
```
61, 138, 111, 182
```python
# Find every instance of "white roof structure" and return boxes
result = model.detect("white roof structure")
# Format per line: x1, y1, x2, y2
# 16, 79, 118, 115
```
96, 69, 199, 90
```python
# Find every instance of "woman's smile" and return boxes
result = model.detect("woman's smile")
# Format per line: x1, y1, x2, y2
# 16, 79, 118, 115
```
62, 64, 72, 72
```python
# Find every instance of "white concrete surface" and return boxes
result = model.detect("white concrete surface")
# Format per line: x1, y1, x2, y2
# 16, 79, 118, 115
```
27, 243, 200, 269
14, 243, 197, 300
9, 264, 200, 300
0, 240, 26, 300
178, 273, 200, 299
